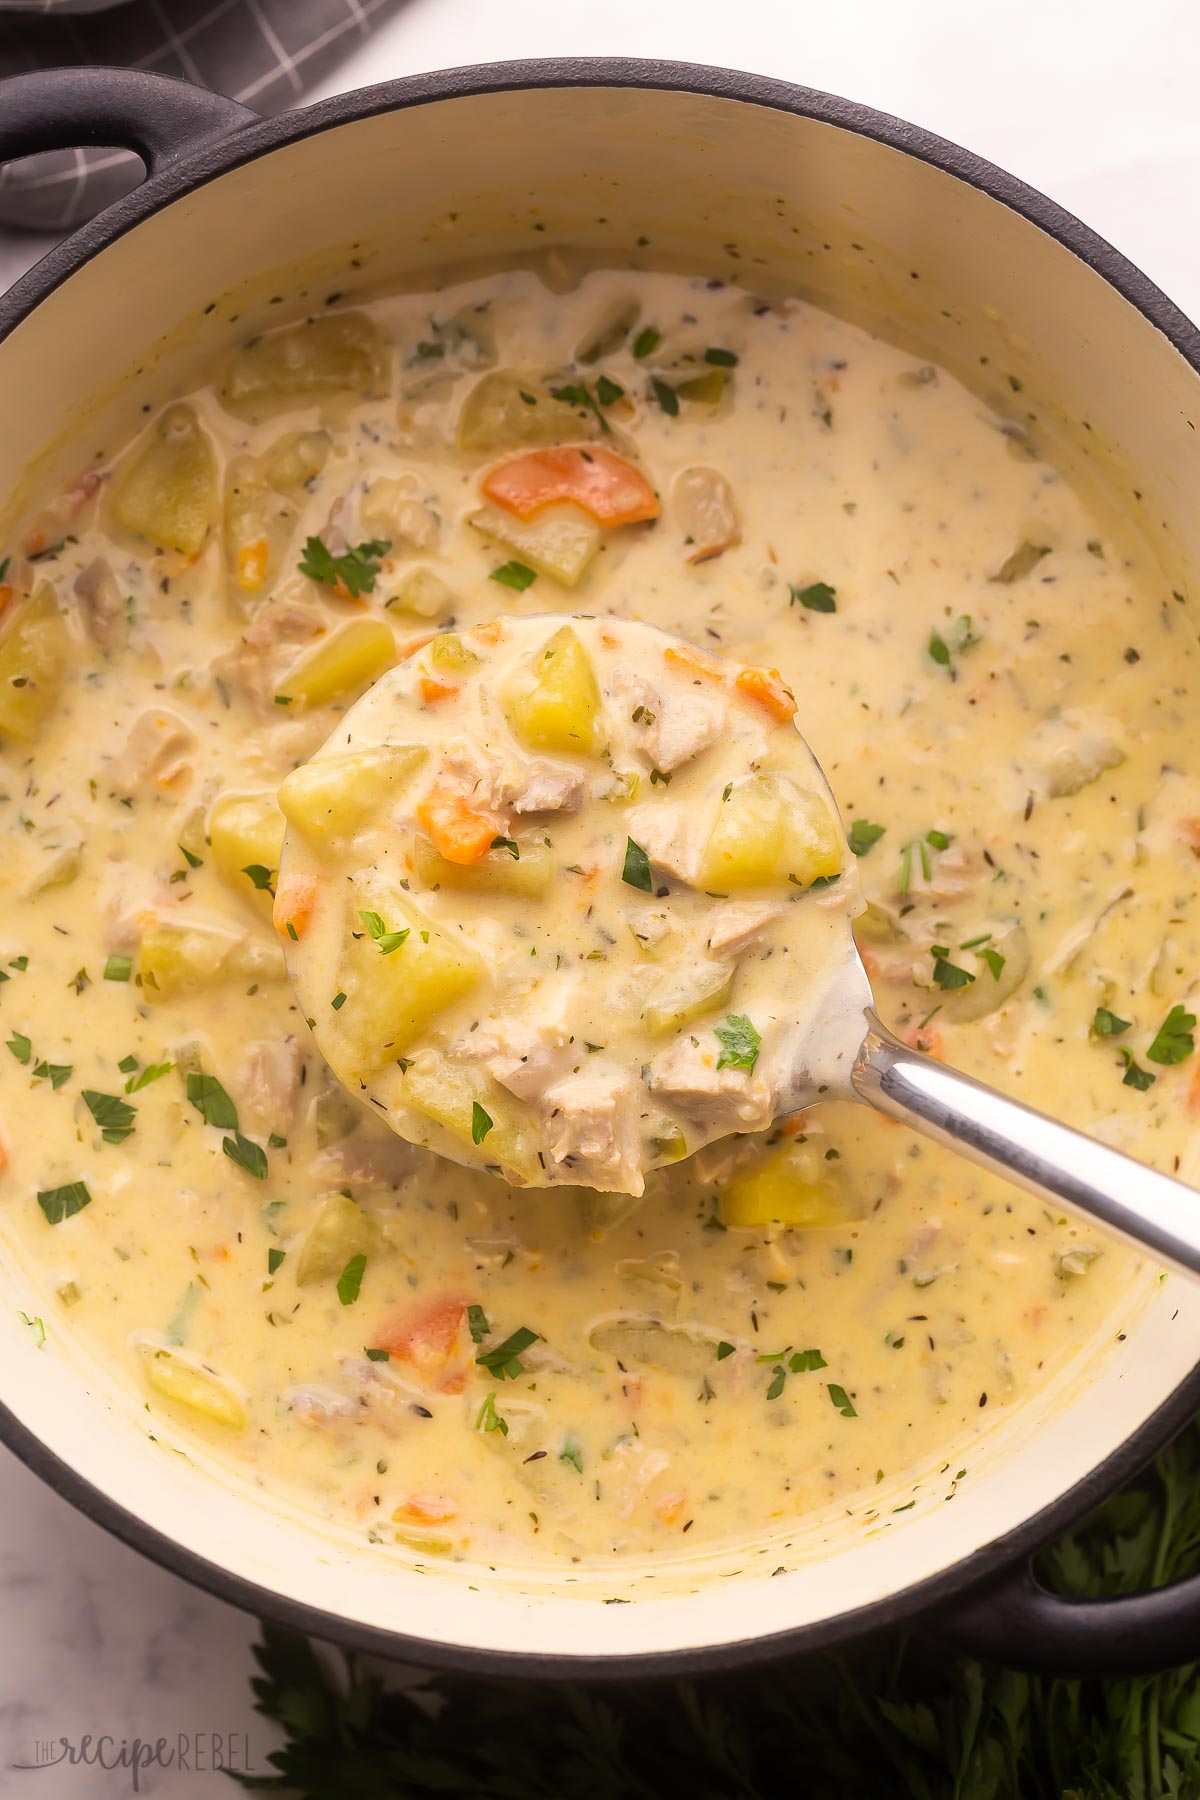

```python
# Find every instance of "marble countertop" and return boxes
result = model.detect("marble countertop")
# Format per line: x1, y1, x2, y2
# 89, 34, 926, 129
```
1, 2, 1197, 1790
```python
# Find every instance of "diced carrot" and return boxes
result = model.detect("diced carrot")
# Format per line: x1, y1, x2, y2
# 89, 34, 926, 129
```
1187, 1059, 1200, 1113
0, 1132, 9, 1172
417, 777, 507, 865
778, 1110, 809, 1138
418, 676, 459, 705
664, 641, 727, 684
22, 526, 45, 557
902, 1019, 945, 1061
378, 1295, 466, 1372
482, 446, 660, 526
273, 875, 317, 941
654, 1490, 687, 1526
471, 619, 505, 646
0, 584, 13, 622
1180, 818, 1200, 856
236, 537, 269, 592
393, 1494, 458, 1524
438, 1368, 467, 1395
735, 664, 796, 722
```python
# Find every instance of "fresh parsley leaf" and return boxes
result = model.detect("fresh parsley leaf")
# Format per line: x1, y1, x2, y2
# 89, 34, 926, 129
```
103, 954, 132, 982
471, 1101, 494, 1145
268, 1132, 287, 1149
6, 1032, 30, 1064
932, 948, 975, 992
337, 1253, 366, 1306
82, 1089, 136, 1144
242, 864, 275, 892
790, 580, 837, 613
714, 1013, 761, 1073
650, 376, 680, 416
928, 629, 951, 667
1147, 1003, 1196, 1066
467, 1304, 491, 1344
621, 837, 653, 891
549, 380, 615, 434
298, 534, 391, 599
223, 1132, 268, 1180
1119, 1049, 1156, 1090
358, 910, 409, 955
766, 1366, 787, 1400
790, 1348, 827, 1373
925, 828, 951, 851
186, 1072, 239, 1130
179, 844, 203, 868
979, 947, 1007, 981
595, 374, 625, 407
1092, 1007, 1131, 1037
37, 1181, 92, 1225
33, 1060, 72, 1089
118, 1054, 139, 1073
490, 560, 537, 592
476, 1325, 539, 1380
828, 1383, 857, 1417
490, 837, 520, 859
705, 347, 739, 367
364, 1346, 389, 1362
559, 1434, 583, 1472
632, 326, 661, 359
475, 1391, 509, 1436
267, 1248, 285, 1276
716, 1341, 735, 1361
928, 616, 981, 673
125, 1060, 173, 1094
848, 820, 885, 857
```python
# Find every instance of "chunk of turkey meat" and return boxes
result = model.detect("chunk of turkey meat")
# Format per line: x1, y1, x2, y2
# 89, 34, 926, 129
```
624, 801, 699, 885
706, 900, 789, 958
212, 597, 323, 709
73, 557, 125, 644
235, 1037, 303, 1136
609, 668, 725, 772
452, 981, 579, 1102
540, 1068, 645, 1196
648, 1032, 776, 1133
115, 709, 197, 795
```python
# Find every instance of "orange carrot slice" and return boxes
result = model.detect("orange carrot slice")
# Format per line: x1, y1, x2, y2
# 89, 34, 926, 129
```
663, 641, 726, 684
735, 664, 796, 722
273, 875, 317, 942
418, 675, 459, 705
378, 1296, 466, 1372
482, 446, 660, 525
393, 1494, 458, 1524
417, 777, 507, 865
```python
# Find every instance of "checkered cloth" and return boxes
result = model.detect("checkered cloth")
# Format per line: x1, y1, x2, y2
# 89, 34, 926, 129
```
0, 0, 402, 230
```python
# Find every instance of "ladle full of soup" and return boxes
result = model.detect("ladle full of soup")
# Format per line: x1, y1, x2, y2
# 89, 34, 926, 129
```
279, 612, 1200, 1280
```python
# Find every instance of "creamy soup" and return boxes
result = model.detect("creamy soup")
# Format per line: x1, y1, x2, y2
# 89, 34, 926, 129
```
0, 265, 1190, 1567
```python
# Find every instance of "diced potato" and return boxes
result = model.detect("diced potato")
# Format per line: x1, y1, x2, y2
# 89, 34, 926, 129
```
506, 625, 603, 755
641, 960, 734, 1034
110, 404, 217, 556
468, 502, 600, 588
648, 1124, 688, 1163
277, 619, 396, 709
261, 428, 331, 492
941, 924, 1032, 1022
413, 833, 555, 898
575, 298, 640, 364
331, 883, 479, 1076
578, 1188, 643, 1236
457, 368, 586, 455
222, 460, 298, 593
279, 745, 427, 844
718, 1140, 850, 1228
140, 919, 281, 1000
209, 792, 285, 904
673, 466, 741, 564
700, 773, 842, 890
400, 1056, 534, 1174
386, 566, 456, 620
428, 632, 477, 673
295, 1193, 377, 1285
589, 1318, 718, 1378
0, 582, 68, 742
25, 840, 83, 897
360, 476, 437, 552
676, 367, 728, 405
223, 312, 388, 411
141, 1346, 246, 1429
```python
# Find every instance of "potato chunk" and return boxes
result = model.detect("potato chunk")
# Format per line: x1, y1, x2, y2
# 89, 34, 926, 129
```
401, 1056, 534, 1174
277, 619, 396, 709
261, 428, 331, 492
457, 368, 589, 455
640, 960, 734, 1034
110, 403, 217, 555
279, 745, 427, 844
139, 919, 281, 1000
413, 834, 555, 898
0, 582, 68, 742
468, 501, 600, 588
223, 312, 388, 411
141, 1347, 246, 1429
223, 459, 298, 594
209, 792, 285, 905
295, 1193, 378, 1285
589, 1318, 718, 1378
718, 1140, 850, 1227
331, 884, 480, 1076
700, 773, 842, 889
506, 625, 603, 756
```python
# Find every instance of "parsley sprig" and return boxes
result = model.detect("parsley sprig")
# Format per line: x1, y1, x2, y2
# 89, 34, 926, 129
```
298, 534, 391, 599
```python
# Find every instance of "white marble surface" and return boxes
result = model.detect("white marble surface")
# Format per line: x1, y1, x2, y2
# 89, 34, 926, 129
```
1, 2, 1198, 1790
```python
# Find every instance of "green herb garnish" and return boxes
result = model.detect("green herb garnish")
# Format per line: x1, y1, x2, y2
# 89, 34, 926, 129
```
186, 1072, 239, 1130
490, 560, 537, 592
103, 955, 132, 982
224, 1132, 268, 1180
337, 1253, 366, 1306
790, 580, 837, 613
714, 1013, 762, 1072
6, 1032, 30, 1064
848, 820, 885, 856
475, 1326, 539, 1380
298, 534, 391, 599
37, 1181, 92, 1225
471, 1102, 494, 1145
559, 1435, 583, 1472
632, 326, 661, 359
1119, 1049, 1156, 1091
1147, 1003, 1196, 1066
650, 376, 680, 416
82, 1089, 136, 1145
1092, 1007, 1130, 1038
475, 1392, 509, 1437
358, 910, 410, 955
125, 1060, 174, 1094
621, 837, 653, 892
467, 1304, 491, 1344
828, 1383, 857, 1417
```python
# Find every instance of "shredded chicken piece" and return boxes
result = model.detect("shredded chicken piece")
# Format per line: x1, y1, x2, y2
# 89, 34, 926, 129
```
501, 760, 586, 814
540, 1068, 645, 1195
610, 668, 725, 772
672, 465, 742, 564
235, 1037, 303, 1136
115, 710, 197, 794
212, 598, 323, 709
706, 900, 788, 958
73, 557, 124, 644
624, 801, 698, 885
359, 475, 439, 553
648, 1032, 776, 1133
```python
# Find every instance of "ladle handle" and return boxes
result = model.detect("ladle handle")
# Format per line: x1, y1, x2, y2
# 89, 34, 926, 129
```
852, 1012, 1200, 1280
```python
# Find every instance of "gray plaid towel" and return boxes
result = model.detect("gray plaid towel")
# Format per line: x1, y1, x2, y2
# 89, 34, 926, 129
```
0, 0, 403, 230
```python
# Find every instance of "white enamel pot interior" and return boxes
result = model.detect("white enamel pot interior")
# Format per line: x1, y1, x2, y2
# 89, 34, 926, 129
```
1, 61, 1199, 1677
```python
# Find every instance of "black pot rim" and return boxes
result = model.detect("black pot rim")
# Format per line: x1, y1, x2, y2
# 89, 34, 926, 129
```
1, 54, 1198, 1682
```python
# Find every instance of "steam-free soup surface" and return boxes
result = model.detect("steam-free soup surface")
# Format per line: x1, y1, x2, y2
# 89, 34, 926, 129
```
0, 265, 1189, 1567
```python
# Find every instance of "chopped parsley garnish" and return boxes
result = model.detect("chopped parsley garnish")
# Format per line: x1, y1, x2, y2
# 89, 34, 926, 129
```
224, 1132, 268, 1180
37, 1180, 92, 1225
19, 1312, 45, 1348
1119, 1049, 1156, 1091
790, 1348, 828, 1372
931, 947, 975, 992
103, 954, 132, 982
595, 374, 625, 407
650, 375, 680, 416
1092, 1007, 1131, 1038
790, 580, 837, 613
632, 326, 661, 359
186, 1072, 239, 1130
490, 560, 537, 592
6, 1032, 30, 1064
267, 1248, 285, 1276
125, 1060, 174, 1094
475, 1392, 508, 1436
549, 379, 619, 433
977, 946, 1007, 981
766, 1366, 787, 1400
118, 1054, 138, 1073
1147, 1003, 1196, 1066
927, 615, 982, 675
828, 1383, 857, 1417
467, 1303, 491, 1344
82, 1089, 136, 1145
705, 347, 739, 367
559, 1435, 583, 1473
336, 1253, 366, 1306
490, 837, 520, 859
475, 1325, 539, 1380
470, 1101, 494, 1145
716, 1341, 735, 1360
848, 820, 885, 857
358, 910, 410, 955
242, 864, 275, 892
298, 534, 391, 599
364, 1346, 389, 1362
621, 837, 653, 891
33, 1059, 72, 1089
179, 844, 203, 868
714, 1013, 762, 1072
926, 828, 951, 851
331, 992, 347, 1010
989, 540, 1051, 584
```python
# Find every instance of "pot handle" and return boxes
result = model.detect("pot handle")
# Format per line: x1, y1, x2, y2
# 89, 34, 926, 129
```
934, 1557, 1200, 1678
0, 67, 256, 176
